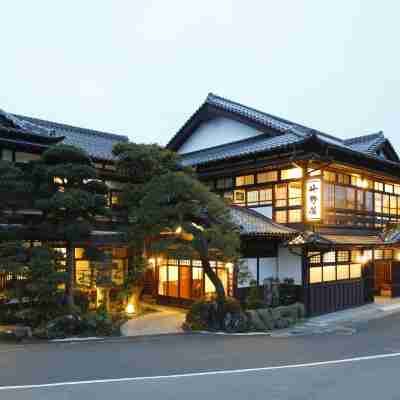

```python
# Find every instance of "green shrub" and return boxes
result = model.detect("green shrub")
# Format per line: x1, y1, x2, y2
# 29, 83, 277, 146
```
256, 308, 274, 330
246, 309, 267, 331
246, 283, 265, 310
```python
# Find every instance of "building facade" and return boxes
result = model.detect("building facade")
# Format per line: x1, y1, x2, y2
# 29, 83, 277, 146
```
167, 93, 400, 315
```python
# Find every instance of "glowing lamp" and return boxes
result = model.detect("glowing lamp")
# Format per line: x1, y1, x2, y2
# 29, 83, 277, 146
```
175, 226, 182, 234
126, 304, 135, 314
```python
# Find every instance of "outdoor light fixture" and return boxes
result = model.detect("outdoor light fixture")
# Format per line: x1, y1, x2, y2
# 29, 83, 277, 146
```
126, 304, 135, 314
175, 226, 182, 234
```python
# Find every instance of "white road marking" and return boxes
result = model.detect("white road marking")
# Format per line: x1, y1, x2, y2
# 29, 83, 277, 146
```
2, 351, 400, 391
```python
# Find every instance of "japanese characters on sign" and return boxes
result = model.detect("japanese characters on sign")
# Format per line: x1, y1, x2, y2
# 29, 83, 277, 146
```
306, 179, 321, 221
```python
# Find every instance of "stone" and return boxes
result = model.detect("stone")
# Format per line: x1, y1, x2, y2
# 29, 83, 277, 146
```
246, 310, 267, 331
14, 325, 32, 341
256, 308, 274, 330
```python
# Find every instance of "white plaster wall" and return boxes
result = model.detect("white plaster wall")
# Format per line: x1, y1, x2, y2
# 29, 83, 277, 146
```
277, 245, 302, 284
178, 117, 263, 154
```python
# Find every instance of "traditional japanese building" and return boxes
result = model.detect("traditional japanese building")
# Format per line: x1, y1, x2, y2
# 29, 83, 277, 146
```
0, 109, 131, 302
166, 93, 400, 315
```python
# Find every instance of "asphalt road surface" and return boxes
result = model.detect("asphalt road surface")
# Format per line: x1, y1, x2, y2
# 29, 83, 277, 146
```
2, 313, 400, 399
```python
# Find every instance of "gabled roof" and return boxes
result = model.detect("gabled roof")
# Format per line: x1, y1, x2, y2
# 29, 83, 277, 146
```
230, 205, 297, 238
170, 93, 400, 170
0, 110, 129, 161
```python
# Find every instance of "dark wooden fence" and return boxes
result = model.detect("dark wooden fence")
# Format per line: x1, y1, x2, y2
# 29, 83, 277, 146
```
307, 279, 366, 316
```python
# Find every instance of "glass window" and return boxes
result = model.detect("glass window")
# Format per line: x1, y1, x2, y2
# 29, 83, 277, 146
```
2, 149, 13, 161
224, 191, 234, 201
390, 196, 397, 216
324, 183, 335, 209
247, 190, 259, 205
275, 184, 287, 207
351, 250, 362, 263
205, 270, 216, 295
335, 186, 346, 209
308, 252, 321, 264
192, 267, 203, 299
383, 194, 390, 214
323, 251, 335, 263
289, 209, 302, 223
257, 171, 278, 183
375, 193, 382, 213
76, 260, 91, 286
217, 268, 228, 295
288, 182, 302, 206
337, 174, 350, 185
308, 168, 321, 176
179, 265, 191, 299
385, 184, 394, 194
281, 167, 303, 180
216, 177, 233, 189
374, 249, 383, 260
337, 251, 349, 262
168, 265, 179, 297
310, 267, 322, 283
15, 152, 40, 163
395, 185, 400, 195
323, 265, 336, 282
323, 171, 336, 183
350, 264, 362, 279
275, 210, 287, 224
384, 249, 393, 260
357, 190, 364, 210
375, 181, 384, 192
337, 264, 350, 280
346, 187, 355, 209
365, 191, 373, 212
233, 190, 246, 204
259, 188, 273, 205
75, 248, 85, 259
236, 175, 254, 186
158, 265, 168, 295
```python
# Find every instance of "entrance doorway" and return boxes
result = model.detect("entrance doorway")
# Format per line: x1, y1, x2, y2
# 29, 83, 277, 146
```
375, 260, 392, 297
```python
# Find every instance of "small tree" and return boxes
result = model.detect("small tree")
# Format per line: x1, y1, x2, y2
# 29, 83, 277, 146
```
33, 144, 109, 309
141, 171, 241, 324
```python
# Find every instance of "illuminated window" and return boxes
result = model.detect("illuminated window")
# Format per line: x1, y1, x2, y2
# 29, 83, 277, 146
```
391, 196, 397, 216
54, 177, 64, 185
75, 248, 85, 259
335, 186, 346, 209
257, 170, 278, 183
275, 184, 287, 207
351, 250, 362, 263
111, 193, 120, 205
350, 264, 362, 279
308, 252, 321, 264
384, 249, 393, 260
205, 270, 216, 295
281, 167, 303, 180
76, 260, 91, 286
385, 184, 394, 194
259, 188, 273, 205
324, 183, 335, 209
192, 267, 203, 299
247, 190, 259, 205
323, 251, 335, 263
158, 265, 168, 295
233, 190, 246, 204
374, 249, 383, 260
375, 181, 384, 192
323, 265, 336, 282
337, 264, 350, 280
224, 191, 234, 201
346, 187, 355, 209
288, 209, 302, 223
275, 210, 287, 224
323, 171, 336, 183
310, 267, 322, 283
288, 182, 302, 206
383, 194, 390, 214
375, 193, 382, 213
337, 251, 349, 262
236, 175, 254, 186
395, 185, 400, 195
357, 190, 364, 211
365, 191, 373, 212
337, 174, 350, 185
168, 265, 179, 297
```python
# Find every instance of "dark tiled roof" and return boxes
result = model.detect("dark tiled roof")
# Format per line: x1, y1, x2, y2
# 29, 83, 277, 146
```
1, 112, 129, 161
181, 132, 304, 166
174, 93, 398, 168
14, 115, 129, 161
230, 205, 297, 238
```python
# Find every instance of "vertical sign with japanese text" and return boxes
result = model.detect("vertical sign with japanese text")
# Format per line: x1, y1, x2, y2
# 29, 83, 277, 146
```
306, 179, 321, 221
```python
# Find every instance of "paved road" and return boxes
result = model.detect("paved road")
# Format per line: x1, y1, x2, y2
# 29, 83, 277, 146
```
2, 313, 400, 399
